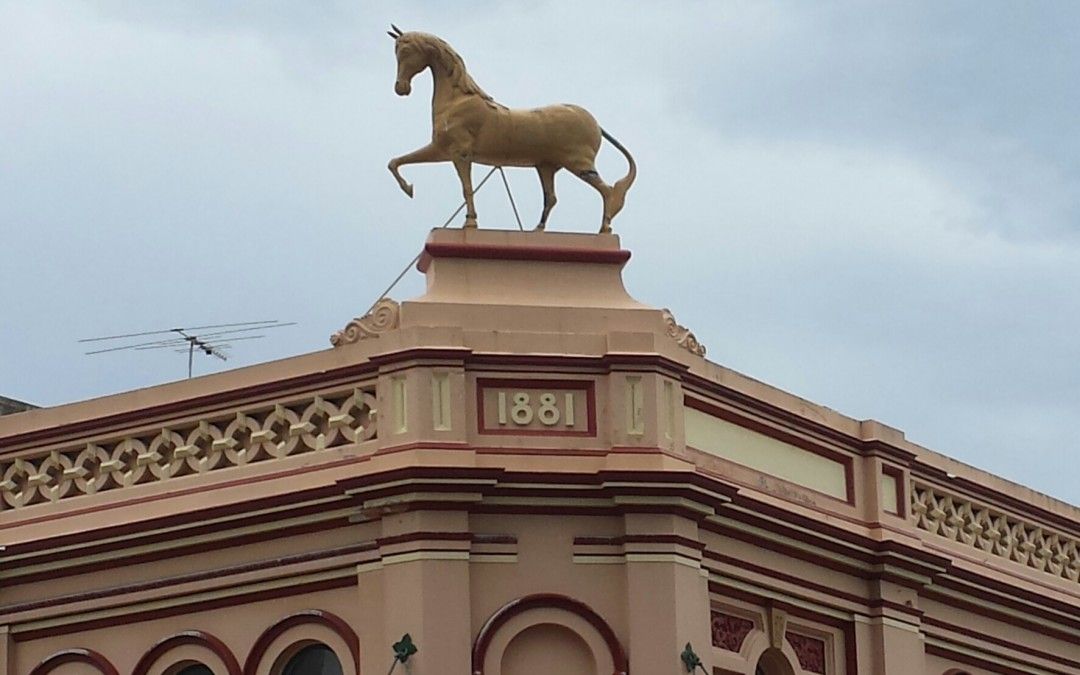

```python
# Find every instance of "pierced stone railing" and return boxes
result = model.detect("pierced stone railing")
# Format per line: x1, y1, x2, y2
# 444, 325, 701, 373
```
911, 483, 1080, 584
0, 386, 377, 510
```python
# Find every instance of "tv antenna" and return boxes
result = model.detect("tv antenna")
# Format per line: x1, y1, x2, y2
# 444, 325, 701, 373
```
79, 320, 297, 379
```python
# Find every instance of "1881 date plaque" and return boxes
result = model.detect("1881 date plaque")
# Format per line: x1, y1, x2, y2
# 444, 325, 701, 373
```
477, 378, 596, 436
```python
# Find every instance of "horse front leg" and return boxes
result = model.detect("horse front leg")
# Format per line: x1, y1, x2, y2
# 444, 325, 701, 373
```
388, 143, 448, 198
452, 158, 478, 228
535, 164, 558, 230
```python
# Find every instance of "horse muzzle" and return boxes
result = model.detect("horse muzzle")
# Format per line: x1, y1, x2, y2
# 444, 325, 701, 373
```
395, 80, 411, 96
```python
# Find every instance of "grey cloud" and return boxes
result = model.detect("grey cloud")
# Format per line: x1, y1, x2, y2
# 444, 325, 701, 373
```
1, 1, 1077, 503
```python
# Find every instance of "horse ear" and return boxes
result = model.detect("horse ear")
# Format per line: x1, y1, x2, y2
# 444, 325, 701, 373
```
390, 24, 404, 37
387, 30, 398, 39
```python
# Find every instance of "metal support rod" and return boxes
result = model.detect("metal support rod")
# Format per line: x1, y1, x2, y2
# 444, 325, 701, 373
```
498, 166, 524, 231
366, 166, 500, 315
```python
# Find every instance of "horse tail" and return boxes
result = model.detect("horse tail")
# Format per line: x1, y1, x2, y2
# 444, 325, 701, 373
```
601, 128, 636, 220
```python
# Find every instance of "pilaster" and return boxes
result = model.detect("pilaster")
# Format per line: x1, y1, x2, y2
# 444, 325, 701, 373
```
622, 512, 712, 673
362, 509, 473, 675
0, 626, 10, 675
866, 578, 926, 674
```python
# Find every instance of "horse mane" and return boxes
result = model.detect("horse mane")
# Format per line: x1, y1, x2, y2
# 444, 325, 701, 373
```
413, 33, 494, 102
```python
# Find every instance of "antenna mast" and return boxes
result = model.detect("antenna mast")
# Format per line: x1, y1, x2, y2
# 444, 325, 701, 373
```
79, 320, 297, 379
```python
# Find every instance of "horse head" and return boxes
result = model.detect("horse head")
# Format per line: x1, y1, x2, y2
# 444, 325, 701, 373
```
388, 25, 428, 97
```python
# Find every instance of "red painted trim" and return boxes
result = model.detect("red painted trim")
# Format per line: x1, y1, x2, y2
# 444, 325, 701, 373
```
681, 374, 868, 453
243, 609, 361, 675
473, 534, 517, 545
368, 347, 472, 369
376, 531, 474, 547
472, 593, 628, 675
842, 617, 858, 675
476, 378, 597, 437
132, 630, 241, 675
867, 598, 924, 619
475, 447, 609, 456
335, 466, 507, 501
710, 488, 952, 572
688, 447, 854, 509
15, 577, 356, 642
922, 616, 1079, 669
935, 563, 1080, 625
685, 396, 856, 504
573, 534, 707, 551
921, 585, 1080, 643
468, 353, 607, 371
417, 241, 631, 272
372, 440, 473, 456
28, 649, 119, 675
3, 540, 376, 615
6, 516, 352, 585
880, 464, 906, 518
925, 643, 1058, 675
703, 550, 869, 608
3, 487, 341, 559
706, 548, 922, 623
703, 520, 925, 587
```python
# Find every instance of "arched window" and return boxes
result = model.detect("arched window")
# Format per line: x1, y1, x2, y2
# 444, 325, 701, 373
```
501, 623, 594, 675
175, 666, 214, 675
281, 644, 344, 675
755, 648, 796, 675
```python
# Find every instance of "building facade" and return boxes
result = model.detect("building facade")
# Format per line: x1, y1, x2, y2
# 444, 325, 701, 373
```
0, 229, 1076, 675
0, 398, 35, 418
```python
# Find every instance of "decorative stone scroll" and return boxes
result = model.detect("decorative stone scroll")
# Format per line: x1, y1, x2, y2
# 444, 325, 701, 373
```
330, 298, 400, 347
661, 308, 706, 357
786, 633, 826, 674
0, 387, 377, 510
710, 611, 754, 652
911, 483, 1080, 584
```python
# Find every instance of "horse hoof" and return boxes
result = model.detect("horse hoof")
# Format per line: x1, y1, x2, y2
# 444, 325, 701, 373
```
404, 184, 414, 198
464, 218, 478, 229
535, 222, 546, 231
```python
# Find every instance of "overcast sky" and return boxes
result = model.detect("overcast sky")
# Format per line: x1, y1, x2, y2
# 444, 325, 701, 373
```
2, 2, 1078, 504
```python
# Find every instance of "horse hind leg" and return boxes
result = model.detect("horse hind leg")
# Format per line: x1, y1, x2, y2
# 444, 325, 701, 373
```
535, 165, 558, 230
570, 166, 615, 233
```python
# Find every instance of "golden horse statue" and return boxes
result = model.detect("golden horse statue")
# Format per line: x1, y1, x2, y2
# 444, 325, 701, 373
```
386, 26, 636, 233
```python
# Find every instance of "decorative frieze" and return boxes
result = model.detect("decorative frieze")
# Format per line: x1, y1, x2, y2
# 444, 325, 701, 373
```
911, 483, 1080, 584
0, 387, 377, 510
710, 611, 754, 652
786, 633, 826, 674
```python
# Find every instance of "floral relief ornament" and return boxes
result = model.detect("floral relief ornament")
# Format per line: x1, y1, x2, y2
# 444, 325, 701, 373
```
662, 308, 706, 357
330, 298, 401, 347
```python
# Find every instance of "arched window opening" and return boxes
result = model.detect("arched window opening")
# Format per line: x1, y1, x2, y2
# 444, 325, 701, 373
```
281, 644, 344, 675
175, 665, 214, 675
501, 623, 595, 675
755, 648, 796, 675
